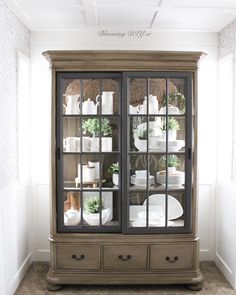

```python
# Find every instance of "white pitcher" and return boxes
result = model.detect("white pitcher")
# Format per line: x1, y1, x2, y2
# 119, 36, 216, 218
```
96, 91, 114, 114
63, 94, 80, 115
81, 98, 99, 114
148, 95, 159, 114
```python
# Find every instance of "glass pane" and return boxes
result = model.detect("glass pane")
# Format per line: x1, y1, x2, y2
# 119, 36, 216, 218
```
129, 154, 153, 190
103, 191, 120, 227
156, 154, 185, 189
167, 192, 184, 227
128, 78, 147, 114
146, 193, 166, 227
101, 154, 120, 189
64, 191, 81, 226
154, 116, 185, 153
63, 79, 81, 115
82, 191, 113, 226
130, 116, 147, 152
79, 155, 101, 188
82, 117, 119, 152
149, 78, 166, 115
160, 78, 186, 115
63, 154, 79, 189
129, 192, 147, 227
100, 78, 120, 115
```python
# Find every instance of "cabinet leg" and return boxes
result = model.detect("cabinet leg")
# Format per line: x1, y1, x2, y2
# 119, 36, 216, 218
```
188, 282, 203, 291
46, 283, 63, 291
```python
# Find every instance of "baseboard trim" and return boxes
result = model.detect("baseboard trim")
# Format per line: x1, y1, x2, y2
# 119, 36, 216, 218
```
215, 252, 235, 288
8, 252, 32, 295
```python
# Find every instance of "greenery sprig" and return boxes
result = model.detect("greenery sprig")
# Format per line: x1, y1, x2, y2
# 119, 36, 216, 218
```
84, 197, 104, 214
108, 162, 119, 174
82, 118, 112, 137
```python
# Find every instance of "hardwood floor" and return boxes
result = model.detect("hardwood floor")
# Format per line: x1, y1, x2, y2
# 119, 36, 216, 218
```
15, 262, 236, 294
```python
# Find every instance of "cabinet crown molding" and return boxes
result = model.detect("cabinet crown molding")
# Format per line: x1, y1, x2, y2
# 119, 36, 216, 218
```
42, 50, 205, 71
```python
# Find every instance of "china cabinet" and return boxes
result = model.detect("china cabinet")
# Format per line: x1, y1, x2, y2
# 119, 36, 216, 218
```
43, 50, 204, 291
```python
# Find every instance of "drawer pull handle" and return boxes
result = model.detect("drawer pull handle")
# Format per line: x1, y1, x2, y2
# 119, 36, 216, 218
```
165, 256, 179, 263
118, 255, 132, 261
72, 254, 85, 261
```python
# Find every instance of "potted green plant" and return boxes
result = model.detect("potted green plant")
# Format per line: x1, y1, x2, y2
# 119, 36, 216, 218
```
156, 155, 184, 187
108, 162, 119, 186
160, 92, 185, 114
82, 118, 112, 152
83, 196, 111, 226
160, 155, 180, 174
160, 117, 180, 141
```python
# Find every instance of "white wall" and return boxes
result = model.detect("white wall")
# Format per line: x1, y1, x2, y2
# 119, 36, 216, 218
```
30, 30, 218, 262
216, 21, 236, 288
0, 1, 31, 295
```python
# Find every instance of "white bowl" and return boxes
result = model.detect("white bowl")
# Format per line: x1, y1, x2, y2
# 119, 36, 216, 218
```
83, 208, 111, 226
156, 170, 185, 187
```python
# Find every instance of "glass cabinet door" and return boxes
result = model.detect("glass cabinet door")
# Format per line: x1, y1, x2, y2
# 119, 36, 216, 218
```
124, 72, 192, 233
57, 73, 121, 232
56, 71, 192, 234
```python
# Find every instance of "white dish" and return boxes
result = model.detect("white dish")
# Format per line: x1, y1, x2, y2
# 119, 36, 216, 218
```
149, 139, 185, 152
131, 175, 154, 186
143, 194, 183, 220
132, 218, 174, 227
156, 170, 185, 186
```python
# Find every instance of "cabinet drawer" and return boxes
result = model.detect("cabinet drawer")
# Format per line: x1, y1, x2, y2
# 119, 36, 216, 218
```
103, 244, 147, 270
150, 243, 194, 270
56, 244, 100, 270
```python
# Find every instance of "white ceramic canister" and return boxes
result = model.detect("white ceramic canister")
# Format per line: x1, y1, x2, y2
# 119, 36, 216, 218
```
88, 161, 100, 179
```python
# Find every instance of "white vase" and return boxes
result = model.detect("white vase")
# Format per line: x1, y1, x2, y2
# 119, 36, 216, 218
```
112, 173, 119, 186
90, 137, 112, 152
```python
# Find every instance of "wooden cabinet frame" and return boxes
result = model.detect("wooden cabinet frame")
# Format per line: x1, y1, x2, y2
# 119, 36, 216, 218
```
43, 50, 204, 291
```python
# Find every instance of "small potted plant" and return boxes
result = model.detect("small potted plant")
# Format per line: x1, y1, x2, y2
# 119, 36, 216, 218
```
82, 118, 112, 152
83, 196, 111, 226
108, 162, 119, 186
160, 155, 180, 174
160, 92, 185, 114
156, 155, 184, 187
160, 117, 180, 141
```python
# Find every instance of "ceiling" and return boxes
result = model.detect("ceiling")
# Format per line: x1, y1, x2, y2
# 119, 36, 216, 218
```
2, 0, 236, 32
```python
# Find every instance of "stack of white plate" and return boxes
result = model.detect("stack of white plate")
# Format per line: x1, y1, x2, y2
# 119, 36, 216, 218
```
130, 175, 155, 186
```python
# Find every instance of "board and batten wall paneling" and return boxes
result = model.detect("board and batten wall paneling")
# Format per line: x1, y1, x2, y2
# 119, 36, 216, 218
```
215, 182, 236, 288
217, 20, 236, 289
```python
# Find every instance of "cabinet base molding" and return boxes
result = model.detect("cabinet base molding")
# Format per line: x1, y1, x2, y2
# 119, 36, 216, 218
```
47, 268, 204, 286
